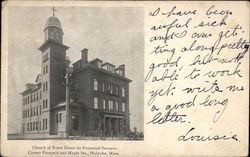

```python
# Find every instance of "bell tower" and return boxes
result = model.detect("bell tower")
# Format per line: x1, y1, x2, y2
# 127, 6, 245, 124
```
44, 7, 63, 43
38, 7, 69, 134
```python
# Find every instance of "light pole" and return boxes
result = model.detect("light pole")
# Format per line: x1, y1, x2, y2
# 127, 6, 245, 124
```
65, 57, 72, 139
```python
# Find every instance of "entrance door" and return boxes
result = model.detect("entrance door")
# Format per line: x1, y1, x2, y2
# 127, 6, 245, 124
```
71, 115, 80, 136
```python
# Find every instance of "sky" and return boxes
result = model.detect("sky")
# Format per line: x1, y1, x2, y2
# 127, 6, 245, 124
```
8, 6, 144, 133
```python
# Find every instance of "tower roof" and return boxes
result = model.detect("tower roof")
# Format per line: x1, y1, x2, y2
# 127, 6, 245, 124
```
44, 16, 62, 30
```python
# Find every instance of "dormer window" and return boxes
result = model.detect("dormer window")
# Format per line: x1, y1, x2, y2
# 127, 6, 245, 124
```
119, 70, 124, 76
102, 63, 115, 73
98, 62, 102, 68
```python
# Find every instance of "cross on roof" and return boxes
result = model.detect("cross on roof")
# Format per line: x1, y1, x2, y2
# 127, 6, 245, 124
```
51, 7, 56, 16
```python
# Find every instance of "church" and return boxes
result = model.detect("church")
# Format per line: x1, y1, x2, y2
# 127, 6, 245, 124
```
21, 9, 131, 139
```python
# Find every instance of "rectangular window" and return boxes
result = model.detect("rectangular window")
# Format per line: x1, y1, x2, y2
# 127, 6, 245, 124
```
36, 92, 38, 100
27, 122, 29, 131
27, 96, 29, 104
43, 100, 45, 109
56, 114, 58, 123
45, 118, 47, 130
109, 100, 114, 110
103, 99, 106, 110
59, 113, 62, 123
31, 95, 33, 102
45, 82, 48, 91
27, 109, 29, 117
30, 122, 32, 131
33, 122, 35, 131
42, 119, 44, 130
115, 102, 118, 111
94, 79, 98, 91
110, 84, 113, 94
46, 65, 48, 74
122, 103, 126, 112
122, 87, 125, 97
40, 105, 41, 115
39, 121, 41, 130
115, 86, 119, 95
36, 106, 38, 115
31, 108, 33, 117
94, 97, 98, 109
40, 91, 42, 99
108, 83, 111, 92
102, 82, 105, 92
94, 117, 99, 130
43, 66, 45, 75
46, 99, 48, 108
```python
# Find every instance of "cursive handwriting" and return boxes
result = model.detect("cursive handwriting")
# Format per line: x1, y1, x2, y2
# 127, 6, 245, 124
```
178, 127, 238, 142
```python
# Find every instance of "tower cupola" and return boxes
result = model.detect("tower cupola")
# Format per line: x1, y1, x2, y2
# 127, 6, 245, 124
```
44, 7, 64, 43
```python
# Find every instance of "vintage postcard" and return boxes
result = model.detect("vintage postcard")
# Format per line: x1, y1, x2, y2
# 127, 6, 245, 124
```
1, 1, 249, 157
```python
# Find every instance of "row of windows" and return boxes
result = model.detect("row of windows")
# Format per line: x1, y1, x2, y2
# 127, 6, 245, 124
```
43, 82, 48, 92
94, 97, 126, 112
43, 65, 49, 75
23, 105, 42, 118
26, 118, 47, 131
94, 79, 126, 97
23, 91, 42, 105
23, 99, 48, 119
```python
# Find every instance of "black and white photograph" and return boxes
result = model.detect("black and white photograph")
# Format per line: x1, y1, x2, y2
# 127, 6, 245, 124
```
7, 6, 144, 140
2, 1, 249, 157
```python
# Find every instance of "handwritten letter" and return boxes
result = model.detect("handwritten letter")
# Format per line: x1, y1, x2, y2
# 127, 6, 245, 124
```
145, 2, 249, 156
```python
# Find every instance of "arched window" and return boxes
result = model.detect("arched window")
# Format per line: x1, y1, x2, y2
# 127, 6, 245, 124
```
94, 79, 98, 91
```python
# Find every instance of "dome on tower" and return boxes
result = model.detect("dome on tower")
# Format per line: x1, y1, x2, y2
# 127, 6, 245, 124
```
44, 16, 62, 30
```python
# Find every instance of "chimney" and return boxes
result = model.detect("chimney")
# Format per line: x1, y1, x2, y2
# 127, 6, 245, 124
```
119, 64, 125, 76
81, 48, 88, 64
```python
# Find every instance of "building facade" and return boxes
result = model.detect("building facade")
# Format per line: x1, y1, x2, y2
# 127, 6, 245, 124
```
21, 13, 131, 138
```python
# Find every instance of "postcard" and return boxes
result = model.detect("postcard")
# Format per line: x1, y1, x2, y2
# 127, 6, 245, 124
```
1, 1, 249, 156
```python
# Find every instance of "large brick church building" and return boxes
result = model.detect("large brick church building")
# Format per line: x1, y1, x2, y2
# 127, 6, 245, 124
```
21, 11, 131, 139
